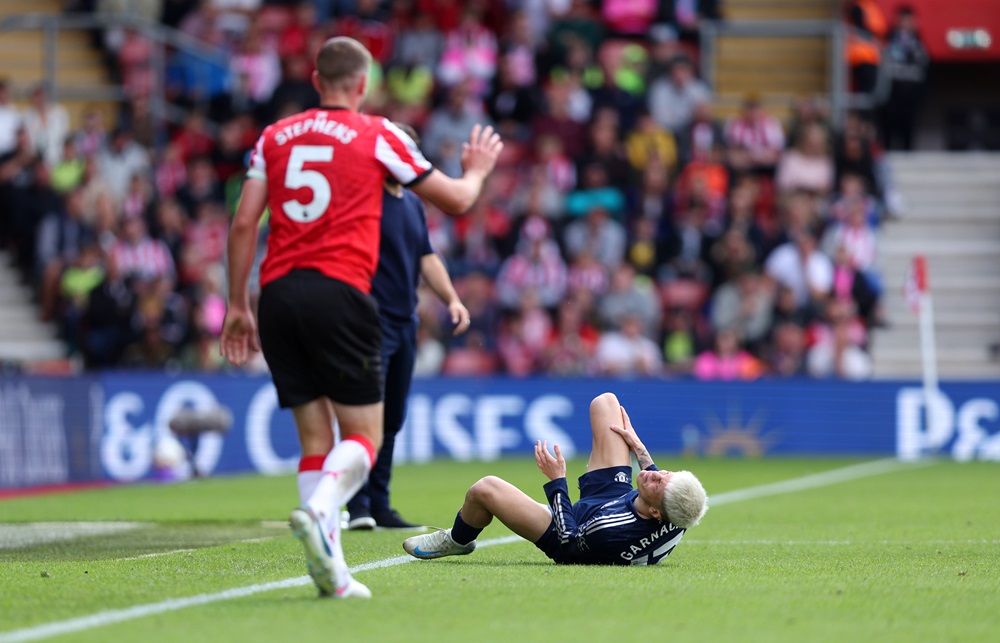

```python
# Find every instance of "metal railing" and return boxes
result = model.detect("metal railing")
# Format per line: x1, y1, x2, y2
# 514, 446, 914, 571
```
0, 12, 230, 141
699, 19, 878, 126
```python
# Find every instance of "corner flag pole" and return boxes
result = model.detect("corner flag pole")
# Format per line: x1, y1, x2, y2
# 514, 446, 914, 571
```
903, 254, 939, 459
913, 255, 938, 395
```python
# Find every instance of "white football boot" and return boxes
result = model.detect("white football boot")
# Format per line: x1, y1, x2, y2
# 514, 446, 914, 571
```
289, 506, 370, 599
402, 528, 476, 560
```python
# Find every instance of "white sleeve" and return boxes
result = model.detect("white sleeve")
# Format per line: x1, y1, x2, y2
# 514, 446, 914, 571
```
246, 134, 266, 180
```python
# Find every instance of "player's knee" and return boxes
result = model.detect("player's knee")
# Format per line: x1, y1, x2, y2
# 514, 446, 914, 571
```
467, 476, 503, 504
590, 393, 621, 428
590, 392, 620, 418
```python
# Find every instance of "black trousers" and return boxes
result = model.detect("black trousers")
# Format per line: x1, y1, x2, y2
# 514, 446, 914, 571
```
347, 316, 417, 515
880, 82, 923, 150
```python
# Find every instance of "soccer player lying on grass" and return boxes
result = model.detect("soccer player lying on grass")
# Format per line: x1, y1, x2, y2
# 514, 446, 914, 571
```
403, 392, 708, 566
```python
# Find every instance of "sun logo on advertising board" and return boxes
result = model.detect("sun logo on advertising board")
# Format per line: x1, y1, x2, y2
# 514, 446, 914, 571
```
682, 406, 778, 458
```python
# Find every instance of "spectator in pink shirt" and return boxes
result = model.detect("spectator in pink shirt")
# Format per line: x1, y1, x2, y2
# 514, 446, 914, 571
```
601, 0, 657, 37
775, 123, 834, 198
437, 6, 498, 97
693, 328, 763, 381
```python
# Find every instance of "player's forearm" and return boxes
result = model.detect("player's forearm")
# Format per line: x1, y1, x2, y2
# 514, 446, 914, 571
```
226, 221, 257, 308
227, 178, 268, 308
413, 168, 489, 215
634, 446, 655, 471
420, 254, 460, 306
446, 170, 487, 215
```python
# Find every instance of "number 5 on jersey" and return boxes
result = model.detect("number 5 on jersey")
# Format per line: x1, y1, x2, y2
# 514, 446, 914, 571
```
282, 145, 334, 223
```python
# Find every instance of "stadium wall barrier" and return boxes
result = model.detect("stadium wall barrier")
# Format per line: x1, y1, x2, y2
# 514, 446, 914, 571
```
1, 375, 998, 488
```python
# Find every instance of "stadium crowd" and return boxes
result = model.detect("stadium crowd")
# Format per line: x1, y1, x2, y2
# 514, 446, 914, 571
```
0, 0, 896, 380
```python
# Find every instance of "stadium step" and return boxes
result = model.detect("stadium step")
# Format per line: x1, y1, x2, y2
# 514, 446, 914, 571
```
0, 0, 61, 16
710, 11, 832, 122
724, 0, 835, 21
0, 0, 118, 134
872, 152, 1000, 380
0, 252, 64, 362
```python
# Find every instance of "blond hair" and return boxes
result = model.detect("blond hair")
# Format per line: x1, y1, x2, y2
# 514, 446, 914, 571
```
661, 470, 707, 529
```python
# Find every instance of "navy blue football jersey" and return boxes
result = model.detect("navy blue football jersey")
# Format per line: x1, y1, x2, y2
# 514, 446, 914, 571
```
542, 467, 686, 566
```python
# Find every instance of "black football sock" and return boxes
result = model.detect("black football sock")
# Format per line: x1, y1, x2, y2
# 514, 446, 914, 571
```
450, 511, 484, 545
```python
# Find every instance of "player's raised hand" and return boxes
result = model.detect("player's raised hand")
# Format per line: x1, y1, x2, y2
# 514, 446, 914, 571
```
461, 123, 503, 177
534, 440, 566, 481
220, 305, 260, 367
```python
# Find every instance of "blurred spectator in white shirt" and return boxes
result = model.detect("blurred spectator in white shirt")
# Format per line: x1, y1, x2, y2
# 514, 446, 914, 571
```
765, 228, 833, 311
22, 85, 69, 167
97, 127, 150, 205
647, 55, 710, 133
595, 314, 663, 376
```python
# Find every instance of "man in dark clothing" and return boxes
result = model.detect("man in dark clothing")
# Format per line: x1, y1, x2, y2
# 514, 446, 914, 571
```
343, 127, 471, 530
82, 253, 135, 369
879, 6, 929, 150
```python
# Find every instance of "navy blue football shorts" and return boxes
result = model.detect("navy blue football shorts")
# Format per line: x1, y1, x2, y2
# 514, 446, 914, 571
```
534, 465, 633, 562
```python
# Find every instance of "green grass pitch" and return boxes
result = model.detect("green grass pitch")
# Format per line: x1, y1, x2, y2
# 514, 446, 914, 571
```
1, 457, 998, 643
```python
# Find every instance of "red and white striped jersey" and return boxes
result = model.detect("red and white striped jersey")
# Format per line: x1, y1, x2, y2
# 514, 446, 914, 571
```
112, 238, 175, 282
247, 107, 433, 293
724, 115, 786, 152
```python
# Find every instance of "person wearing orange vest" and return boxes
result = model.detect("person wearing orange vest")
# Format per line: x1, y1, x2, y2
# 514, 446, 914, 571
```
845, 0, 887, 96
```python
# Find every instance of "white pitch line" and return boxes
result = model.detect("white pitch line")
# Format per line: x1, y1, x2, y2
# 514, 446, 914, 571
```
0, 522, 147, 549
0, 458, 929, 643
118, 549, 196, 561
706, 457, 927, 507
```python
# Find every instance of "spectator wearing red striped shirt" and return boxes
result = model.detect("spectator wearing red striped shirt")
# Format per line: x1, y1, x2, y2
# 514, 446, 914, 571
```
111, 216, 176, 284
725, 93, 785, 175
496, 216, 567, 310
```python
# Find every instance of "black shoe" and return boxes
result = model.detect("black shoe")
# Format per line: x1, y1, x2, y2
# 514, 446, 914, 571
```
372, 508, 423, 530
346, 510, 376, 531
